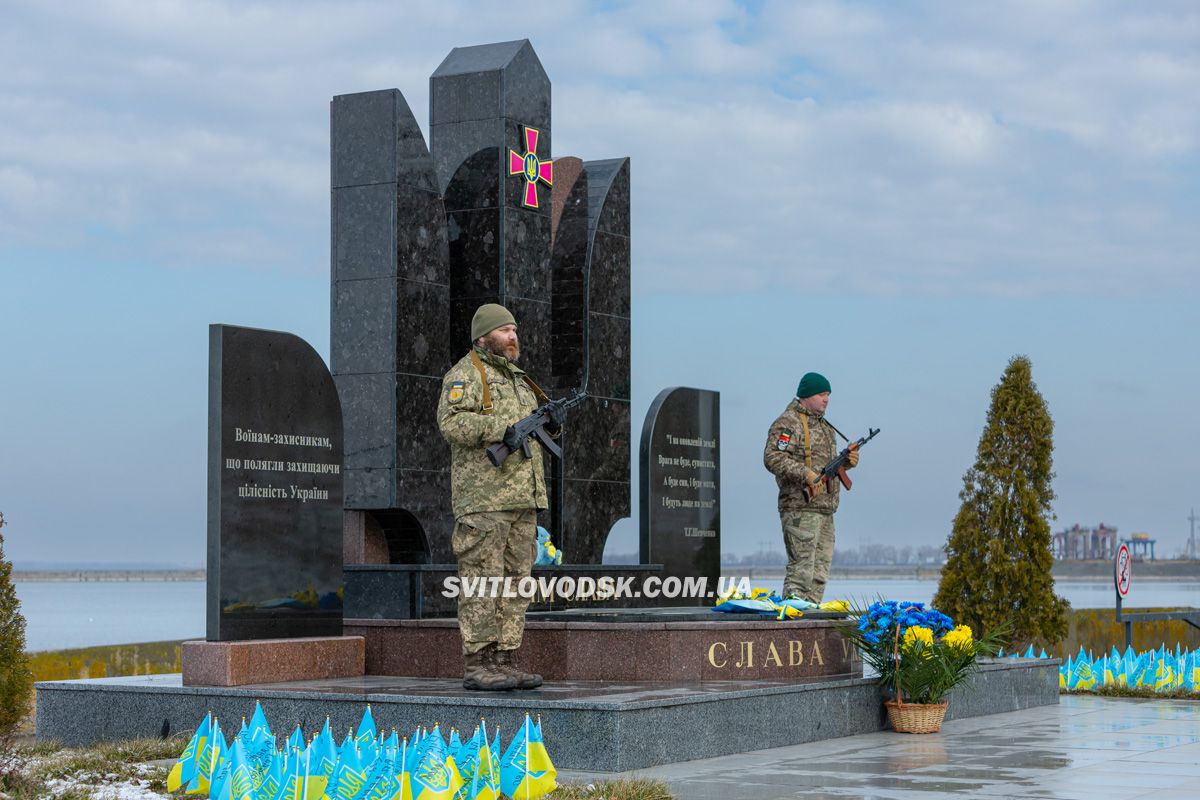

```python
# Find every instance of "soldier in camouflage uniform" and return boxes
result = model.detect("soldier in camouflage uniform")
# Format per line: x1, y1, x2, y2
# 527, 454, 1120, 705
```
763, 372, 861, 603
437, 303, 563, 691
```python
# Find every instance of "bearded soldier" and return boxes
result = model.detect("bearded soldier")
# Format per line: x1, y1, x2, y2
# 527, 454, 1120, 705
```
437, 303, 562, 691
763, 372, 861, 603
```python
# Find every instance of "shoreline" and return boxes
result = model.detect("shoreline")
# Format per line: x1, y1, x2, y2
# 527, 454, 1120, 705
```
14, 569, 205, 582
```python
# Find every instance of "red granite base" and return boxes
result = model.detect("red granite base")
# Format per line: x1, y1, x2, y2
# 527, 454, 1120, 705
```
344, 619, 859, 682
182, 636, 366, 687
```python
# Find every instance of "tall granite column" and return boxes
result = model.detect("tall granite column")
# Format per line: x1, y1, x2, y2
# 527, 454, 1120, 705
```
330, 89, 454, 563
550, 158, 632, 561
431, 40, 553, 379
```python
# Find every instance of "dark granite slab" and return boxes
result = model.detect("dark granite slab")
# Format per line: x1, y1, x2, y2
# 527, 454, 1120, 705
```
207, 325, 344, 641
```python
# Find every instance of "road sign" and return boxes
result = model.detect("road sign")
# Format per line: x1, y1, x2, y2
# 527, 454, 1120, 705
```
1114, 543, 1132, 599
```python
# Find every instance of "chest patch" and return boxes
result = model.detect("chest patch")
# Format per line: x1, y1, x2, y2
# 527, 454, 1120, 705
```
447, 381, 465, 403
776, 430, 792, 451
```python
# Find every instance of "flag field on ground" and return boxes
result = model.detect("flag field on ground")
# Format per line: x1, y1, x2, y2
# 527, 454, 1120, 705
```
165, 704, 557, 800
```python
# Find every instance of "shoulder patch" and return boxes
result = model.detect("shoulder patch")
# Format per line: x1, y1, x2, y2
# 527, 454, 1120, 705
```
776, 430, 792, 451
447, 381, 465, 403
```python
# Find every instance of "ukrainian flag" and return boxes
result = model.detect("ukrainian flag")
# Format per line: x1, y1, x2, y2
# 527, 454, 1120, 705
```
412, 727, 465, 800
248, 700, 273, 739
186, 716, 227, 794
167, 712, 211, 793
357, 705, 379, 747
214, 738, 256, 800
465, 722, 498, 800
391, 739, 414, 800
1071, 657, 1096, 691
258, 749, 284, 800
1101, 655, 1114, 687
329, 739, 368, 800
500, 715, 557, 800
308, 723, 339, 780
454, 726, 483, 796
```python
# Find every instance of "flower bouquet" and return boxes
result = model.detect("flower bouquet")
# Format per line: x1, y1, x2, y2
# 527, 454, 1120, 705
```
837, 601, 1005, 733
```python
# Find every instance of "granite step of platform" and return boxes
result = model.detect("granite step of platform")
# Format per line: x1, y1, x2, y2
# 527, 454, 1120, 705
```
36, 658, 1059, 772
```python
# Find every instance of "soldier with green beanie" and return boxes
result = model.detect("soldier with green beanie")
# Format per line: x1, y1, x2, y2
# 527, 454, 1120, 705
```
762, 372, 861, 603
437, 303, 562, 691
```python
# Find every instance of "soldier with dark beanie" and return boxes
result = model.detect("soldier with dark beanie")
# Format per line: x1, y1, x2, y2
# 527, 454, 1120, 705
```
763, 372, 860, 603
436, 303, 564, 690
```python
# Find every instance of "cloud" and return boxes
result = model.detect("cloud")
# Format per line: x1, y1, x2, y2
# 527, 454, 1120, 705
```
0, 0, 1194, 293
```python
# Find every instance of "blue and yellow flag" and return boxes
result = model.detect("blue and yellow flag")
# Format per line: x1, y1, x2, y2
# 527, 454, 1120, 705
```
308, 723, 340, 779
186, 717, 228, 794
167, 712, 211, 793
357, 705, 379, 748
465, 722, 499, 800
412, 726, 465, 800
329, 739, 368, 800
258, 749, 284, 800
1071, 656, 1096, 690
500, 715, 556, 800
214, 738, 257, 800
248, 700, 273, 739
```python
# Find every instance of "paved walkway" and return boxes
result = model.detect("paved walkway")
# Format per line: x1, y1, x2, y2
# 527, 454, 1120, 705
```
559, 695, 1200, 799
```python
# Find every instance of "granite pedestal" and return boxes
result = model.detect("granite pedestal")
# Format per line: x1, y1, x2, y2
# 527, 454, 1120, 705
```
35, 658, 1059, 771
345, 610, 859, 681
181, 635, 365, 687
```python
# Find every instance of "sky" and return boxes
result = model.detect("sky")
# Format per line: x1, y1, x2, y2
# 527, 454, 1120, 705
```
1, 0, 1198, 567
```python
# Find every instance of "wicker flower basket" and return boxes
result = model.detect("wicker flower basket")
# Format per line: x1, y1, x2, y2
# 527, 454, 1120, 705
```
884, 700, 948, 734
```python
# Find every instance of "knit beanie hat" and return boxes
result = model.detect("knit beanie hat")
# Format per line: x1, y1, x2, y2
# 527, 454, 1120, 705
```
796, 372, 831, 398
471, 303, 517, 341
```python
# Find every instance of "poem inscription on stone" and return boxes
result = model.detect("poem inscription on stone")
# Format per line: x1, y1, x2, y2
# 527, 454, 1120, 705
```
639, 387, 720, 602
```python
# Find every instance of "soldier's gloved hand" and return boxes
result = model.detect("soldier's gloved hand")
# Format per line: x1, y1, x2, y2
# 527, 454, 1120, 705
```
503, 425, 524, 451
847, 444, 860, 469
804, 469, 825, 498
545, 402, 566, 435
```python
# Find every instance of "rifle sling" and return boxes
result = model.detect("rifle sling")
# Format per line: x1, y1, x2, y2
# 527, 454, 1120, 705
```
801, 415, 812, 469
470, 349, 551, 414
469, 350, 494, 414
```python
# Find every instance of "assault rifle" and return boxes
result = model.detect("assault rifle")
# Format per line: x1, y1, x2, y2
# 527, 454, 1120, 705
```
486, 389, 588, 467
803, 427, 880, 502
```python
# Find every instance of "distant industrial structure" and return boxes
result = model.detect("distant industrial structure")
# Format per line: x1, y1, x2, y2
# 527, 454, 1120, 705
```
1051, 523, 1118, 561
1051, 523, 1158, 561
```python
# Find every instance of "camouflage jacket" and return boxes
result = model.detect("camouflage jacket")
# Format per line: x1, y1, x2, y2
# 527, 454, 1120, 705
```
763, 399, 841, 514
437, 347, 549, 519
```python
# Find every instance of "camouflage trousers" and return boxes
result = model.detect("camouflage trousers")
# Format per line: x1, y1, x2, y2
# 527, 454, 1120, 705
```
781, 510, 836, 603
452, 507, 538, 656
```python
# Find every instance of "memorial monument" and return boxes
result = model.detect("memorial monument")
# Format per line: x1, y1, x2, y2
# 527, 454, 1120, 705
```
332, 40, 719, 617
35, 40, 1061, 770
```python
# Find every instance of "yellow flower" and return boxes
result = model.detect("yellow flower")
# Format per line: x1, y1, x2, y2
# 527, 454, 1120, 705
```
902, 625, 934, 654
943, 624, 975, 652
819, 600, 850, 612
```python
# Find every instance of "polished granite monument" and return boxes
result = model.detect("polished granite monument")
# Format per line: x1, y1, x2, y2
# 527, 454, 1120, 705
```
332, 40, 651, 612
206, 324, 344, 641
193, 324, 362, 685
640, 387, 721, 604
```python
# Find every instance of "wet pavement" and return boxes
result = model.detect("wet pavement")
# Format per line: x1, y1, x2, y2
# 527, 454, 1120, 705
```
559, 695, 1200, 799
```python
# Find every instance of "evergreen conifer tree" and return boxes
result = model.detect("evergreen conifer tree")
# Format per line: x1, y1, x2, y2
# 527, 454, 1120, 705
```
933, 356, 1069, 648
0, 512, 33, 734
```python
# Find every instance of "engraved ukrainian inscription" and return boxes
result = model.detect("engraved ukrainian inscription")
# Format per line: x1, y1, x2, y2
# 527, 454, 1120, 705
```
208, 324, 345, 641
640, 387, 720, 599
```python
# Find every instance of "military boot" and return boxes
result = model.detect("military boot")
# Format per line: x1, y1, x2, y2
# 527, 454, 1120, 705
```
491, 648, 543, 689
463, 646, 517, 691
